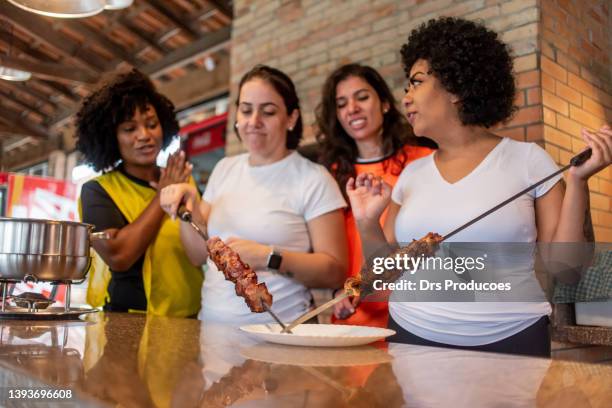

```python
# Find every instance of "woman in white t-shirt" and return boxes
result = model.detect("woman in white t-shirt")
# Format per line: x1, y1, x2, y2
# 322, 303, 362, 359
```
160, 65, 348, 324
348, 17, 611, 357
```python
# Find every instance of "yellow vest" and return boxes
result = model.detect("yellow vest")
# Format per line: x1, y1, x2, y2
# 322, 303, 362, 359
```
79, 170, 203, 317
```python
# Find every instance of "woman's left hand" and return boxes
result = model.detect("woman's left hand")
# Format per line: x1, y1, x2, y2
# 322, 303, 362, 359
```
569, 125, 612, 182
225, 237, 271, 270
151, 150, 193, 191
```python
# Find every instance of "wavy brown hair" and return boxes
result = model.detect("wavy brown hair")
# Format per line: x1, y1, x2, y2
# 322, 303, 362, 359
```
315, 63, 435, 203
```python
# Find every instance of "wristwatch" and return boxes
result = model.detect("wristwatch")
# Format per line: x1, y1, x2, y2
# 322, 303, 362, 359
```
266, 247, 283, 271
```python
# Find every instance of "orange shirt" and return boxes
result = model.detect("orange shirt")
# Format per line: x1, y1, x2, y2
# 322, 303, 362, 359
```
334, 145, 433, 328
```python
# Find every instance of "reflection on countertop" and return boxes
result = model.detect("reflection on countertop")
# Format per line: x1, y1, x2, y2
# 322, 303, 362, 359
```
0, 312, 611, 407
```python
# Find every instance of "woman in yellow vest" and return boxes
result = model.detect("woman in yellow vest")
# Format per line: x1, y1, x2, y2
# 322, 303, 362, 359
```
76, 69, 203, 317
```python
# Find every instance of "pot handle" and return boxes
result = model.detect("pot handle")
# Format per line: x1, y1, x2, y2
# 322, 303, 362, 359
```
90, 231, 111, 241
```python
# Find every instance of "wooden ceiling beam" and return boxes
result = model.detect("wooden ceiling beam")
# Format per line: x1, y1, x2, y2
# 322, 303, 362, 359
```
0, 81, 58, 110
205, 0, 233, 20
37, 79, 81, 102
192, 8, 217, 24
145, 0, 199, 39
0, 30, 82, 100
0, 121, 18, 134
141, 26, 230, 79
0, 89, 48, 122
58, 20, 138, 66
0, 30, 52, 62
0, 120, 28, 136
155, 27, 181, 45
0, 3, 109, 72
0, 55, 99, 84
49, 27, 231, 128
0, 105, 48, 139
117, 17, 168, 54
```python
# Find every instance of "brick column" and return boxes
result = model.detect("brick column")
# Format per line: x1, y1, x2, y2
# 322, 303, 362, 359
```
540, 0, 611, 240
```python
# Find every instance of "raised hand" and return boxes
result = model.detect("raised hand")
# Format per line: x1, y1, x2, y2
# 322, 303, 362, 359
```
346, 173, 392, 223
151, 150, 193, 191
569, 125, 611, 182
160, 183, 199, 220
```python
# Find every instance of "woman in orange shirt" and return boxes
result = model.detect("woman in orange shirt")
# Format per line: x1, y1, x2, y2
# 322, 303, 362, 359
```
316, 63, 435, 327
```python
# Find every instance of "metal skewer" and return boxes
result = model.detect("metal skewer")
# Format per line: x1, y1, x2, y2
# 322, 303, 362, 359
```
282, 292, 349, 333
176, 207, 290, 332
177, 205, 209, 241
443, 148, 592, 241
280, 148, 595, 334
261, 300, 292, 333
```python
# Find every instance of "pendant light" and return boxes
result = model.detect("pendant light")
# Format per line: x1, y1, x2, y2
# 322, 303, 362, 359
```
7, 0, 133, 19
0, 22, 31, 82
104, 0, 133, 10
0, 67, 32, 81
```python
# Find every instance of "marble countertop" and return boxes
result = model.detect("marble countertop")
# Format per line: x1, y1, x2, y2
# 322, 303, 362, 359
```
0, 312, 611, 407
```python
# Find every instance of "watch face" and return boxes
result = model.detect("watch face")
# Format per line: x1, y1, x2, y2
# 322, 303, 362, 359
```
268, 253, 282, 270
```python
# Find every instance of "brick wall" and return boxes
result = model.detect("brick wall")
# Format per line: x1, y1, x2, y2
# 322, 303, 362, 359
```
230, 0, 540, 149
540, 0, 611, 241
230, 0, 611, 240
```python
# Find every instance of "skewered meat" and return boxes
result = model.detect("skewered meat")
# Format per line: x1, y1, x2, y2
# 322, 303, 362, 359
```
346, 232, 443, 297
206, 237, 273, 312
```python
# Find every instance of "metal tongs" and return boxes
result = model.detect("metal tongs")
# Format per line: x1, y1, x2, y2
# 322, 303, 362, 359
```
280, 148, 594, 333
176, 205, 288, 329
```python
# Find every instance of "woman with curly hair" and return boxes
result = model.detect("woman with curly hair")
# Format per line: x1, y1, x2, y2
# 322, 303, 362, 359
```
77, 69, 203, 317
349, 17, 611, 356
315, 63, 434, 328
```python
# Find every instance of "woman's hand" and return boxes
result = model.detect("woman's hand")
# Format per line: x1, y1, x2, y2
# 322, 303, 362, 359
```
160, 183, 199, 220
333, 291, 361, 320
346, 173, 392, 223
151, 150, 193, 191
225, 238, 271, 271
568, 125, 611, 182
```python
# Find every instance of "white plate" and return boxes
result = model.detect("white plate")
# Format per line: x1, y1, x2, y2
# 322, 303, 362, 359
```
239, 324, 395, 347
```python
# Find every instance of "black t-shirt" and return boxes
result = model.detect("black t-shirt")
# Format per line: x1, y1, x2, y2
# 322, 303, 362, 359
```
80, 168, 151, 312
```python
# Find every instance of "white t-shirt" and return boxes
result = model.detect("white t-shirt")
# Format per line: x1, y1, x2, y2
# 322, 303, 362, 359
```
199, 151, 346, 324
389, 137, 562, 346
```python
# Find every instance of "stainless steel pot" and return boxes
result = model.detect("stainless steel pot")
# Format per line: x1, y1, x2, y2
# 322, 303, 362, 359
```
0, 218, 108, 282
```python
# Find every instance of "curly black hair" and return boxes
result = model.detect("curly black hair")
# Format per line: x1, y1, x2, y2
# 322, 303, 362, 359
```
315, 63, 436, 204
401, 17, 516, 128
236, 64, 303, 149
75, 69, 178, 172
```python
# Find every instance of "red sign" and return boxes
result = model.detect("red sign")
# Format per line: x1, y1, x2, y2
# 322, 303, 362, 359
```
181, 112, 227, 157
0, 172, 7, 185
6, 173, 78, 221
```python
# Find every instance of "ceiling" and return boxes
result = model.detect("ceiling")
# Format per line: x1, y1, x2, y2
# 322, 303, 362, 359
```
0, 0, 232, 159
